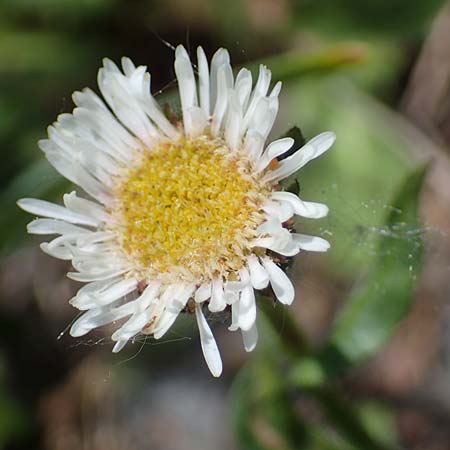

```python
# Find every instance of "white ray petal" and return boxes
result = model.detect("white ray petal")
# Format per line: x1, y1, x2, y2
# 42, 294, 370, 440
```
40, 241, 72, 260
292, 233, 330, 252
41, 144, 112, 204
225, 93, 243, 150
76, 231, 115, 248
255, 137, 294, 173
140, 76, 180, 139
262, 200, 294, 223
225, 276, 249, 292
69, 278, 119, 310
271, 191, 329, 219
63, 191, 110, 223
244, 130, 265, 161
111, 309, 152, 342
153, 283, 195, 339
67, 268, 128, 282
238, 283, 257, 331
263, 132, 336, 183
184, 106, 208, 137
247, 97, 278, 142
175, 45, 198, 135
112, 340, 127, 353
97, 61, 159, 147
228, 301, 240, 331
234, 68, 252, 110
244, 65, 271, 124
73, 283, 156, 340
242, 322, 258, 352
210, 48, 231, 111
141, 284, 177, 335
70, 307, 120, 337
255, 218, 291, 251
268, 235, 301, 257
195, 282, 211, 303
224, 288, 239, 305
256, 216, 283, 235
208, 278, 226, 312
261, 258, 295, 305
71, 88, 140, 153
197, 46, 210, 117
121, 56, 136, 76
18, 198, 99, 227
270, 81, 282, 98
27, 218, 90, 236
112, 281, 160, 317
71, 278, 137, 310
95, 278, 138, 306
247, 254, 269, 289
71, 254, 127, 274
195, 304, 223, 377
211, 66, 230, 136
253, 64, 272, 97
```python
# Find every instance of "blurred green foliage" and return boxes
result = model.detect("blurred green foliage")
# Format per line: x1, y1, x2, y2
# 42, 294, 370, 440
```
240, 165, 426, 449
0, 354, 28, 449
233, 309, 402, 450
331, 166, 425, 363
291, 0, 443, 37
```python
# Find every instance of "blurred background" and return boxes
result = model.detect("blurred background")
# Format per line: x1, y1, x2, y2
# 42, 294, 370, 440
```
1, 0, 450, 449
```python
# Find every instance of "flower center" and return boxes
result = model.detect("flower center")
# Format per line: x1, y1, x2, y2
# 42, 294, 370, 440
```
114, 135, 268, 283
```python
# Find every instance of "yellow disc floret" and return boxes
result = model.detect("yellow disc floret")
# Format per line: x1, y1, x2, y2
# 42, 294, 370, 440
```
113, 135, 268, 283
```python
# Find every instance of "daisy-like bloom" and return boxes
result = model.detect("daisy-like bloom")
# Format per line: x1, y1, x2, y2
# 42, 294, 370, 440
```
18, 45, 334, 377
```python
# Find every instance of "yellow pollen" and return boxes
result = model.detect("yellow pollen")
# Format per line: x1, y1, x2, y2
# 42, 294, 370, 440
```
114, 135, 268, 283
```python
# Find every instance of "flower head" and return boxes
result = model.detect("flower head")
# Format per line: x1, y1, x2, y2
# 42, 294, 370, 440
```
18, 45, 334, 376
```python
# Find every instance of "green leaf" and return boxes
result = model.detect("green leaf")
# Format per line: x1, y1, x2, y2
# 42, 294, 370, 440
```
329, 166, 427, 363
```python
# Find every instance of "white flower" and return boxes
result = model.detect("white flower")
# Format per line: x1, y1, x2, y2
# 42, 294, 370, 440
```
17, 45, 335, 377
